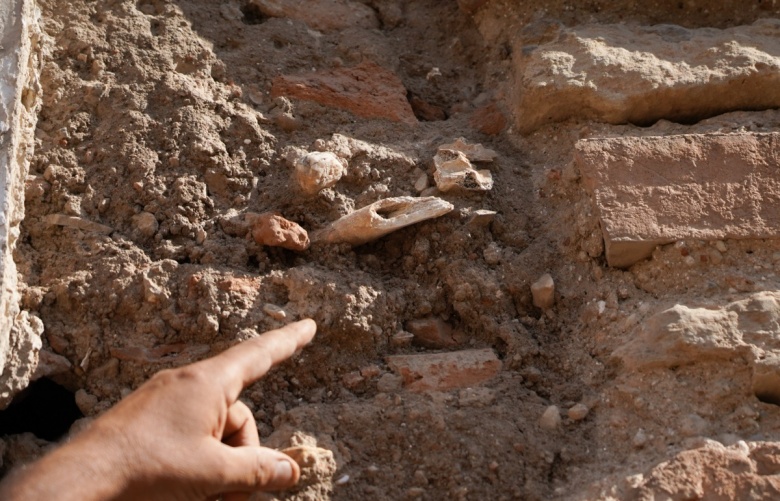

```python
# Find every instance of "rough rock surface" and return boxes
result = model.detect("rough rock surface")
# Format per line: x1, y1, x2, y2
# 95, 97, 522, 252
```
585, 441, 780, 500
291, 151, 346, 196
576, 133, 780, 267
271, 61, 418, 125
12, 0, 780, 499
612, 291, 780, 405
0, 0, 41, 407
513, 20, 780, 133
248, 212, 310, 252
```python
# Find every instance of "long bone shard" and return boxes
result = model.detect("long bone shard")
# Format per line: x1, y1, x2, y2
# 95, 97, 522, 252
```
312, 196, 454, 246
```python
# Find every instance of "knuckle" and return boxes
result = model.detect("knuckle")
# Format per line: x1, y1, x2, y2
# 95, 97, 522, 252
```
150, 365, 211, 388
251, 454, 274, 488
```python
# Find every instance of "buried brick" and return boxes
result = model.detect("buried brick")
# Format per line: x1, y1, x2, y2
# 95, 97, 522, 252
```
575, 133, 780, 268
385, 349, 501, 392
271, 61, 417, 125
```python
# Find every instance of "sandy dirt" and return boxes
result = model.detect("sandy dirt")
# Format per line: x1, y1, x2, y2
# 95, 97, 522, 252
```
7, 0, 780, 499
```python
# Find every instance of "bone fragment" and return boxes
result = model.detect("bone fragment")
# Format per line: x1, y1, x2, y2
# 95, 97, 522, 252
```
437, 137, 498, 162
433, 149, 493, 192
45, 214, 113, 234
312, 196, 453, 245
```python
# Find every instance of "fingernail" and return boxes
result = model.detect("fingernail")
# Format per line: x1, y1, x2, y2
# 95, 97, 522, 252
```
274, 459, 294, 483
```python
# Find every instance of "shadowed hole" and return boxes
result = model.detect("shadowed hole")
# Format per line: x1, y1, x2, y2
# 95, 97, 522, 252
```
0, 378, 84, 441
241, 3, 268, 25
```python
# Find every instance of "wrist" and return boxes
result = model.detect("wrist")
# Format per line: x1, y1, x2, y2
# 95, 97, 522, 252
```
0, 423, 135, 501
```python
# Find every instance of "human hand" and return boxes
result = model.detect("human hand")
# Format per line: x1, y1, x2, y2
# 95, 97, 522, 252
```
0, 319, 317, 501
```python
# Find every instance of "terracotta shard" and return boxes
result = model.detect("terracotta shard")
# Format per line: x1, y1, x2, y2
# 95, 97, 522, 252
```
386, 349, 501, 392
271, 61, 418, 125
247, 212, 310, 251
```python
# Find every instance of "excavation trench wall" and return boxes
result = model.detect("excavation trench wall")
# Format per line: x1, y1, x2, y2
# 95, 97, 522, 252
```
0, 0, 42, 408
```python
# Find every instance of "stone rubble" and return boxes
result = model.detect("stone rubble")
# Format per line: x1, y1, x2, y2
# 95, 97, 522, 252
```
291, 150, 347, 196
247, 212, 310, 252
433, 138, 497, 192
433, 151, 493, 192
567, 403, 589, 422
539, 405, 562, 430
406, 317, 458, 349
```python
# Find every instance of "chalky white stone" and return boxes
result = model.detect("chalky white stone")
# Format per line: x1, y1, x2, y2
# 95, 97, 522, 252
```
0, 0, 42, 408
293, 151, 347, 195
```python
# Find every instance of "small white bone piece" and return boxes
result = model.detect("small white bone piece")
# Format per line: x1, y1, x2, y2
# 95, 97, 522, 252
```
433, 150, 493, 192
312, 196, 453, 245
437, 137, 498, 162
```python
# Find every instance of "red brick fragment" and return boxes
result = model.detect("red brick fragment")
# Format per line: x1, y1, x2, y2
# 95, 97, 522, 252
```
406, 317, 457, 348
247, 212, 310, 252
470, 102, 507, 135
386, 349, 501, 392
271, 61, 418, 125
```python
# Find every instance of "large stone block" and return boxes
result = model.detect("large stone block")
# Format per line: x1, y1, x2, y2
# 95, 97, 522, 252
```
611, 292, 780, 371
0, 0, 42, 407
576, 133, 780, 268
512, 20, 780, 133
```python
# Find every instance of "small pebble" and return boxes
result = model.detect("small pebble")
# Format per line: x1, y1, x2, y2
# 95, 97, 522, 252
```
391, 331, 414, 346
539, 405, 561, 430
632, 429, 648, 448
248, 212, 310, 251
132, 211, 158, 238
567, 403, 589, 421
74, 389, 99, 415
531, 274, 555, 309
483, 242, 502, 265
263, 303, 287, 320
414, 172, 429, 193
294, 151, 346, 195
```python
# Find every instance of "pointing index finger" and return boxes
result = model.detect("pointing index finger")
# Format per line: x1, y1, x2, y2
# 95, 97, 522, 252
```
205, 319, 316, 402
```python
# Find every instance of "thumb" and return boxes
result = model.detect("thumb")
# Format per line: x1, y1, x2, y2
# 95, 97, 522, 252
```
209, 445, 301, 493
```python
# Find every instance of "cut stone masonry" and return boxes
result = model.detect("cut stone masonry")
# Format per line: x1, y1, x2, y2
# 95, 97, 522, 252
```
576, 133, 780, 268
